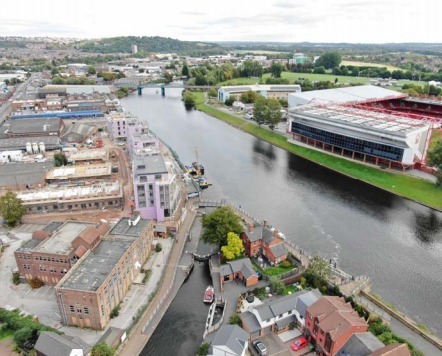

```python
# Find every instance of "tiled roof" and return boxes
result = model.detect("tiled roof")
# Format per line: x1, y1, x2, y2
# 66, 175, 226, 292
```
370, 343, 411, 356
269, 242, 288, 258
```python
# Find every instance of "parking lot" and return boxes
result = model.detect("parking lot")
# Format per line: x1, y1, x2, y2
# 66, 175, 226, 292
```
248, 331, 316, 356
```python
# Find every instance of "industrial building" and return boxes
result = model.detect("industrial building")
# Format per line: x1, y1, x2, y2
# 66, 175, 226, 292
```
218, 84, 301, 103
288, 86, 441, 169
55, 215, 154, 330
45, 163, 112, 182
14, 221, 109, 286
18, 181, 123, 213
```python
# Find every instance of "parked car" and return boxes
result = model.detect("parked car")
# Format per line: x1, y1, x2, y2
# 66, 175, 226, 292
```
246, 294, 255, 303
291, 336, 308, 351
253, 340, 268, 355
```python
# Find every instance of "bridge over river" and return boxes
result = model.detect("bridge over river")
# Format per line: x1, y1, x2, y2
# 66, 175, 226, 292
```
114, 79, 214, 96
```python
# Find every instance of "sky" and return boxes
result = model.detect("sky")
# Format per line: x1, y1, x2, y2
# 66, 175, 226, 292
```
1, 0, 441, 43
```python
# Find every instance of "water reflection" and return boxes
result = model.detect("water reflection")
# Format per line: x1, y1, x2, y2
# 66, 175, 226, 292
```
413, 210, 442, 244
252, 139, 276, 171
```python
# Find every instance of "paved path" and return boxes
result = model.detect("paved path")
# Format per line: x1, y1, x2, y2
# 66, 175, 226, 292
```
119, 200, 196, 356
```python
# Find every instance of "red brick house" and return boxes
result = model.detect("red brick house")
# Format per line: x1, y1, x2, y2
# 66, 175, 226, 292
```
240, 223, 288, 265
220, 258, 259, 289
305, 296, 368, 356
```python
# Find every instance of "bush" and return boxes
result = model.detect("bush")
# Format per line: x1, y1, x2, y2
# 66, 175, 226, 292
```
228, 313, 242, 326
225, 97, 235, 106
12, 272, 20, 285
196, 343, 210, 356
269, 276, 285, 295
110, 305, 120, 319
281, 260, 292, 268
13, 327, 33, 346
155, 243, 162, 253
142, 269, 152, 284
28, 278, 44, 289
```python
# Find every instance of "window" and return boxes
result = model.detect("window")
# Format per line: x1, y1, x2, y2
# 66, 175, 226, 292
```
101, 305, 104, 316
23, 264, 30, 270
70, 305, 75, 312
84, 307, 89, 314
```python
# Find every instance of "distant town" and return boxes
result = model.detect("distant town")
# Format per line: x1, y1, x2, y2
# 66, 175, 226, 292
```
0, 36, 441, 356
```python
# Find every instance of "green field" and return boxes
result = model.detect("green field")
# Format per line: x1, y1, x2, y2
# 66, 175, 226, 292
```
193, 92, 442, 210
341, 60, 401, 71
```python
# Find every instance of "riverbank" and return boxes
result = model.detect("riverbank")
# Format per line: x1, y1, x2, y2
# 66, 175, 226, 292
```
193, 92, 442, 210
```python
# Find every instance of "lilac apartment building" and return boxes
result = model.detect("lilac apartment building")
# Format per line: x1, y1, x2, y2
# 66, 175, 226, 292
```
106, 112, 148, 143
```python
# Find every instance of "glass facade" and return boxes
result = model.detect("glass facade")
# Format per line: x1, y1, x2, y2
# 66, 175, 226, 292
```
291, 122, 404, 162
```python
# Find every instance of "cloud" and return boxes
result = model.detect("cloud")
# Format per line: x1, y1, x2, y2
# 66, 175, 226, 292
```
0, 19, 77, 36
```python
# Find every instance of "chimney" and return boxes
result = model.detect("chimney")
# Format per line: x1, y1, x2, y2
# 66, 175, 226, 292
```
248, 224, 254, 232
263, 219, 268, 227
273, 229, 279, 238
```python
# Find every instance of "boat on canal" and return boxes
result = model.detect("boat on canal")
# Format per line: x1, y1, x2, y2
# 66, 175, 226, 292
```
203, 286, 215, 303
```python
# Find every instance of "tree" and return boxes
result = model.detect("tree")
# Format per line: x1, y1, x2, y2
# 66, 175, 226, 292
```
427, 140, 442, 186
88, 66, 96, 75
196, 343, 210, 356
182, 62, 190, 77
195, 74, 207, 86
13, 327, 33, 346
269, 276, 285, 295
270, 62, 285, 78
0, 192, 25, 227
306, 256, 331, 282
253, 96, 268, 126
183, 90, 196, 109
163, 72, 173, 84
313, 66, 326, 74
208, 88, 218, 98
266, 99, 281, 130
91, 343, 115, 356
54, 152, 67, 167
228, 313, 242, 326
240, 90, 260, 104
201, 206, 243, 246
221, 232, 244, 260
224, 97, 235, 106
315, 52, 342, 69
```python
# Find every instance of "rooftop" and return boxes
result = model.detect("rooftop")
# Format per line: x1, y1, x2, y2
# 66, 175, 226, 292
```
134, 154, 168, 175
8, 117, 61, 135
58, 239, 132, 291
34, 221, 96, 255
108, 216, 151, 240
46, 163, 112, 180
18, 181, 122, 203
0, 135, 61, 150
291, 104, 430, 136
220, 84, 301, 92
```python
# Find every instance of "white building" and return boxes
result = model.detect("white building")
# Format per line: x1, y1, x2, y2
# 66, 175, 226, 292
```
218, 84, 301, 103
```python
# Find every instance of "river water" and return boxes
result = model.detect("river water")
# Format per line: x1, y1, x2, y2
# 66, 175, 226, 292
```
121, 89, 442, 352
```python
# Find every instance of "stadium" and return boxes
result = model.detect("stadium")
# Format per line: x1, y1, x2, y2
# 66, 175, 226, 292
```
288, 85, 442, 171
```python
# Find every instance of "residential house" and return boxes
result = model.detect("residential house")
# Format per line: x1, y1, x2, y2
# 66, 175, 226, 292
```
241, 223, 288, 265
35, 331, 91, 356
305, 296, 369, 356
220, 258, 259, 289
209, 325, 249, 356
241, 289, 321, 339
370, 343, 411, 356
336, 332, 384, 356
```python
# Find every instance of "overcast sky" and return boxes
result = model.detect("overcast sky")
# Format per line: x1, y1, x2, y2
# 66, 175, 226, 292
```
1, 0, 441, 43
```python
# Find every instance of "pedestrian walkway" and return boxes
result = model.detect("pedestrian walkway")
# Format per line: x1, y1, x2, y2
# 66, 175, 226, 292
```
119, 200, 197, 356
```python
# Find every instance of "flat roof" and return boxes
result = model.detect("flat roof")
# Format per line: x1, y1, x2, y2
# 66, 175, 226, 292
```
58, 239, 132, 291
0, 135, 61, 150
34, 221, 95, 255
8, 117, 61, 134
220, 84, 301, 93
46, 163, 112, 180
404, 97, 442, 106
0, 161, 54, 187
288, 85, 406, 107
67, 149, 108, 161
108, 217, 151, 239
134, 154, 167, 175
18, 181, 122, 203
291, 104, 429, 136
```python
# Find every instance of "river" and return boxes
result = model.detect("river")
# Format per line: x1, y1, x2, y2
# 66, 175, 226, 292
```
121, 89, 442, 352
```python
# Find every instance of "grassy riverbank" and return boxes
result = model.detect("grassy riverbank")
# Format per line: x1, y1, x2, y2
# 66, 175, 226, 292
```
193, 92, 442, 210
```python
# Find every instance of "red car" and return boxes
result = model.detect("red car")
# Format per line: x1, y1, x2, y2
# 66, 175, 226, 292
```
291, 337, 308, 351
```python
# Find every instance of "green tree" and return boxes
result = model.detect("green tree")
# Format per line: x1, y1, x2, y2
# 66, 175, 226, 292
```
91, 343, 115, 356
0, 192, 25, 227
427, 140, 442, 185
196, 343, 210, 356
88, 66, 96, 75
266, 99, 281, 130
315, 52, 342, 69
208, 88, 218, 98
270, 62, 285, 78
224, 97, 235, 106
221, 232, 244, 260
13, 327, 33, 346
195, 74, 207, 86
54, 152, 68, 167
240, 90, 260, 104
182, 62, 190, 77
201, 206, 243, 246
183, 90, 196, 109
228, 313, 242, 326
313, 66, 326, 74
306, 256, 332, 283
269, 276, 285, 295
253, 96, 268, 126
163, 72, 173, 84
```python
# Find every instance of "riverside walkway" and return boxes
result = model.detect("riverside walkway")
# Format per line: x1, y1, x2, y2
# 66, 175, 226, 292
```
119, 200, 197, 356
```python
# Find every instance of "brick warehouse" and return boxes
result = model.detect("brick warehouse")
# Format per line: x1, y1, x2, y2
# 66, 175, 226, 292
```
55, 214, 154, 330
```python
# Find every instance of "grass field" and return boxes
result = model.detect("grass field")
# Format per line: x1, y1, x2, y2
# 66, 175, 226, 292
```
341, 60, 401, 71
193, 93, 442, 210
235, 50, 290, 55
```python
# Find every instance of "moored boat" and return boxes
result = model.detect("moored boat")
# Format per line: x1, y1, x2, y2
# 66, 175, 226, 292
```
203, 285, 215, 303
